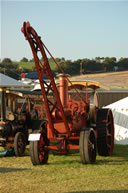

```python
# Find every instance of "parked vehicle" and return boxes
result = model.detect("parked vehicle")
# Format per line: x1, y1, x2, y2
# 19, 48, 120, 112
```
0, 88, 42, 156
22, 21, 114, 165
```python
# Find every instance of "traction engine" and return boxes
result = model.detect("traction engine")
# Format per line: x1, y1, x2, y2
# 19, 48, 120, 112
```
0, 90, 39, 156
21, 21, 114, 165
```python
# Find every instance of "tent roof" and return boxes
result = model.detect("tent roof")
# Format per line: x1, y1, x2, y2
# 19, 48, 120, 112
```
5, 89, 43, 98
104, 97, 128, 145
105, 97, 128, 111
0, 73, 29, 88
68, 80, 102, 90
56, 80, 108, 90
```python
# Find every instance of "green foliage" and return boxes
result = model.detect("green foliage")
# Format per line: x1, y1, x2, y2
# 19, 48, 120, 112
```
20, 57, 29, 62
2, 58, 12, 64
103, 57, 117, 72
15, 61, 35, 71
1, 56, 128, 79
29, 58, 34, 62
118, 58, 128, 70
0, 59, 20, 79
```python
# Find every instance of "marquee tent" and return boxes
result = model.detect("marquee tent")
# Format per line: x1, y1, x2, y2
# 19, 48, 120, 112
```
0, 73, 31, 89
105, 97, 128, 145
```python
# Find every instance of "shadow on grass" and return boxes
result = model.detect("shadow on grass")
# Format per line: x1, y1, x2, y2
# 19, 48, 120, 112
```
50, 144, 128, 166
64, 190, 128, 193
49, 155, 128, 166
50, 158, 128, 166
49, 159, 82, 166
0, 167, 29, 173
96, 158, 128, 165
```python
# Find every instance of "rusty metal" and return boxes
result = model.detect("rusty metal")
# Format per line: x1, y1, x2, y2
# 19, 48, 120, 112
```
21, 22, 70, 138
21, 21, 114, 165
57, 74, 68, 109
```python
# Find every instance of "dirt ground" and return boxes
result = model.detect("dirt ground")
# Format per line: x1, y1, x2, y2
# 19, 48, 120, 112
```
71, 71, 128, 90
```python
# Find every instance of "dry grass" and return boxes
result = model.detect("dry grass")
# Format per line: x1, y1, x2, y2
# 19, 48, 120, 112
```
72, 71, 128, 78
71, 71, 128, 90
0, 145, 128, 193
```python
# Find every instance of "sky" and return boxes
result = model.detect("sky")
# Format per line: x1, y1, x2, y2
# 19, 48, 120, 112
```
1, 0, 128, 62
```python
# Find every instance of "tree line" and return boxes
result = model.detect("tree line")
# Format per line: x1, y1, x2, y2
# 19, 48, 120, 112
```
0, 57, 128, 79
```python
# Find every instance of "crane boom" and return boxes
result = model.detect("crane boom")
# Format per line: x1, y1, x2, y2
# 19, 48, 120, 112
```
21, 21, 70, 138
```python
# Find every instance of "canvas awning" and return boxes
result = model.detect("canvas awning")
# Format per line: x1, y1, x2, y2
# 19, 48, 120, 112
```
0, 73, 31, 89
56, 80, 108, 90
104, 97, 128, 145
68, 80, 102, 90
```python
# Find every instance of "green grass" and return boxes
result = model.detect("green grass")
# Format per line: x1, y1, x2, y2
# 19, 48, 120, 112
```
15, 61, 35, 71
0, 145, 128, 193
15, 61, 57, 71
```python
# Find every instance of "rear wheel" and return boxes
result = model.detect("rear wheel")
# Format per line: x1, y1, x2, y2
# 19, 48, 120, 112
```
79, 128, 96, 164
89, 92, 99, 123
14, 132, 26, 156
96, 108, 114, 156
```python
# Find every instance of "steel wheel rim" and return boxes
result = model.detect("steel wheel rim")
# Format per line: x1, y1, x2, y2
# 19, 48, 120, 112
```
106, 110, 114, 154
88, 131, 96, 163
17, 135, 25, 154
39, 136, 46, 162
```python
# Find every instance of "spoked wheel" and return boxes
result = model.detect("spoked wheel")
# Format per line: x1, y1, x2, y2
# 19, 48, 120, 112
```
96, 108, 114, 156
14, 132, 26, 156
29, 120, 49, 165
79, 128, 96, 164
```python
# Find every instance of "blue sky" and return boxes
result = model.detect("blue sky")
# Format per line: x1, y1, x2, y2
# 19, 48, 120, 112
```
1, 1, 128, 61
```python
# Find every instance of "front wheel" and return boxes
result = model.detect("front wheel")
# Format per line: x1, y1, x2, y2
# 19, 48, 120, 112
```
30, 128, 49, 165
30, 137, 49, 165
14, 132, 26, 156
79, 128, 96, 164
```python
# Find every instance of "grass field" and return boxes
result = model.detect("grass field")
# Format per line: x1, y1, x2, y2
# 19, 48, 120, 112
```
15, 62, 35, 70
14, 60, 128, 90
0, 145, 128, 193
71, 71, 128, 90
76, 71, 128, 78
15, 61, 57, 71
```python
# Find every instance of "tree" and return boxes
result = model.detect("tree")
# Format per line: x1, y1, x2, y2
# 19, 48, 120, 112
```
1, 59, 18, 69
103, 57, 117, 72
29, 58, 34, 62
2, 58, 12, 64
20, 57, 28, 62
117, 58, 128, 70
32, 65, 36, 71
95, 57, 104, 63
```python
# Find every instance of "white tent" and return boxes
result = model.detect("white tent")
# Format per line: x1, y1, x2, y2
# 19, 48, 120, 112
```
0, 73, 26, 87
0, 73, 32, 89
105, 97, 128, 145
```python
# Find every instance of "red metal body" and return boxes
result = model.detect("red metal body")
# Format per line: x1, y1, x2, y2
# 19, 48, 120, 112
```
21, 22, 88, 148
21, 22, 114, 164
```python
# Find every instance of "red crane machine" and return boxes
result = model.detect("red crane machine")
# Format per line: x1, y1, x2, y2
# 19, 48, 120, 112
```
21, 21, 114, 165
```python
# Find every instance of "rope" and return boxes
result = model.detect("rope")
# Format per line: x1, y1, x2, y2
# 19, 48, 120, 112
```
41, 42, 86, 104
